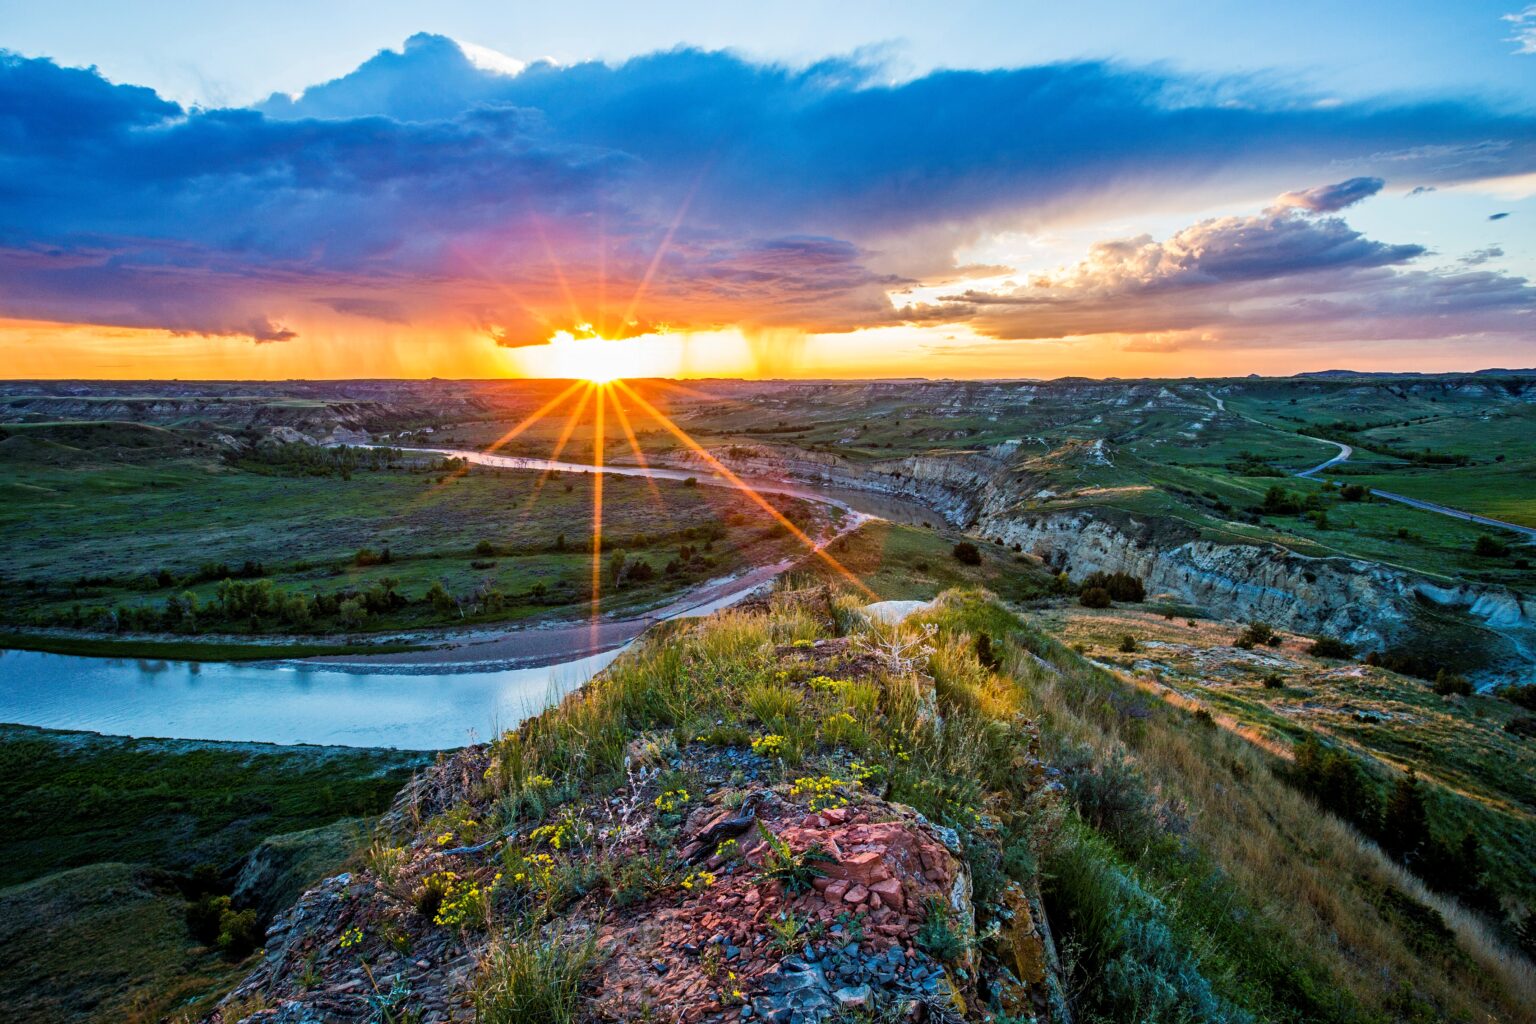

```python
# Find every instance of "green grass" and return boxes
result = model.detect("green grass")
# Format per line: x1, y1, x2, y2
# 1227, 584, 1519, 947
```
0, 422, 829, 636
1339, 460, 1536, 529
923, 596, 1533, 1024
808, 519, 1054, 601
0, 724, 427, 888
0, 862, 247, 1024
458, 584, 1531, 1022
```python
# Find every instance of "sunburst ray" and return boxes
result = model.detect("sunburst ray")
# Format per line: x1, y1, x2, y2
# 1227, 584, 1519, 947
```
614, 379, 876, 598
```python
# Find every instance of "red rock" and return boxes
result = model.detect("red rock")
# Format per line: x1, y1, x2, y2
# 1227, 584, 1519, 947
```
823, 879, 850, 900
801, 814, 820, 828
868, 893, 883, 910
869, 878, 905, 911
822, 807, 850, 825
843, 884, 869, 904
823, 850, 883, 885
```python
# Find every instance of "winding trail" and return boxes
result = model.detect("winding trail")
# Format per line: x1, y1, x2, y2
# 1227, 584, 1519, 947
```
1205, 389, 1536, 542
1290, 436, 1536, 541
1296, 438, 1353, 479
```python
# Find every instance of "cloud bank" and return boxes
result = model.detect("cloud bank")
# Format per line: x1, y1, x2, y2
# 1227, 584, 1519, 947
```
913, 209, 1531, 348
1, 33, 1534, 354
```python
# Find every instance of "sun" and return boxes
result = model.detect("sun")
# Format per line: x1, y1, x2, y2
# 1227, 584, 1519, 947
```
542, 329, 647, 383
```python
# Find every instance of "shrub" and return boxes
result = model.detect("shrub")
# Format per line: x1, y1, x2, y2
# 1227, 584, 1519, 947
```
185, 893, 261, 958
1080, 587, 1112, 609
1473, 535, 1510, 558
1308, 635, 1353, 659
1234, 622, 1277, 649
1496, 684, 1536, 711
426, 580, 457, 614
475, 539, 498, 556
1118, 634, 1138, 654
1045, 827, 1252, 1024
1290, 736, 1380, 829
1081, 571, 1146, 602
185, 893, 228, 946
354, 546, 391, 567
1262, 673, 1285, 689
1261, 485, 1305, 515
951, 541, 982, 566
1431, 669, 1472, 697
217, 907, 262, 957
1380, 769, 1429, 863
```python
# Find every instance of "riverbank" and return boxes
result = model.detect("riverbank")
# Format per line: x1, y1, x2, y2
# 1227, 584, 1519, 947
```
0, 724, 430, 1024
0, 630, 426, 662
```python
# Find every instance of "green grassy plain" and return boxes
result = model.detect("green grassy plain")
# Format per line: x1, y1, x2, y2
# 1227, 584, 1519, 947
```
0, 724, 426, 888
0, 421, 828, 642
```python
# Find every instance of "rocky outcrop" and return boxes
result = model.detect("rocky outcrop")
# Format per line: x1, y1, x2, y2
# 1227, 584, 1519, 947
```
207, 627, 1068, 1024
984, 509, 1534, 668
231, 818, 370, 923
210, 762, 1062, 1024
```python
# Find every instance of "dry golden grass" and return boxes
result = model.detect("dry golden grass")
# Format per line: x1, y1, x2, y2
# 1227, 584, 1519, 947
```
997, 613, 1535, 1023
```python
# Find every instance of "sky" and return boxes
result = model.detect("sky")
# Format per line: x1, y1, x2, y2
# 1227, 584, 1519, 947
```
0, 1, 1533, 380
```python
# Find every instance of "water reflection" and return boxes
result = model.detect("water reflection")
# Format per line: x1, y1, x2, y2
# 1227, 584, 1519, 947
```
0, 646, 625, 750
0, 453, 941, 749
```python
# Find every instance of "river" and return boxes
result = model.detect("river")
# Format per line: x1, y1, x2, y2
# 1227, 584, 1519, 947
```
0, 450, 931, 749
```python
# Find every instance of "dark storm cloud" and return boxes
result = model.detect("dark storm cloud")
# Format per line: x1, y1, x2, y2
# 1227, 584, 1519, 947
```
2, 36, 1536, 345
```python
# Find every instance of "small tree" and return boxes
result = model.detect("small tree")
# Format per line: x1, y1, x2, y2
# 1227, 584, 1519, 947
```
951, 541, 982, 566
426, 580, 458, 615
1079, 587, 1112, 609
1432, 669, 1472, 697
1235, 621, 1277, 649
1380, 768, 1429, 864
1308, 635, 1353, 660
1473, 535, 1510, 558
338, 597, 368, 628
608, 548, 630, 587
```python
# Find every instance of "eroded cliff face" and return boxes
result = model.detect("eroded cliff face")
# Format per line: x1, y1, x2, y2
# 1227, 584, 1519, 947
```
988, 512, 1393, 641
655, 442, 998, 525
673, 443, 1534, 675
